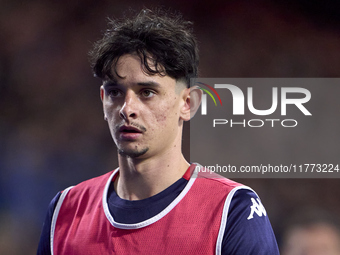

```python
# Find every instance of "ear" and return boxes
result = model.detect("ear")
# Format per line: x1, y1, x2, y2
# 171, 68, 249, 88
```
180, 86, 203, 121
100, 86, 107, 121
100, 85, 104, 102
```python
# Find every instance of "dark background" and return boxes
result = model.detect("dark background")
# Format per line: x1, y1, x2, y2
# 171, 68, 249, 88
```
1, 0, 340, 254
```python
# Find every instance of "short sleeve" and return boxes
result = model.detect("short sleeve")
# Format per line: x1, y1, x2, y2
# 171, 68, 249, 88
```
37, 192, 61, 255
222, 188, 279, 255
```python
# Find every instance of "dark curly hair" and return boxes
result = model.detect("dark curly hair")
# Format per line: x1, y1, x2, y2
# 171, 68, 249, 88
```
89, 8, 199, 87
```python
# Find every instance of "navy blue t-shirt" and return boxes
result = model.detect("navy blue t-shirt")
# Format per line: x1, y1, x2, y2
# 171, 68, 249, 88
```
37, 176, 279, 254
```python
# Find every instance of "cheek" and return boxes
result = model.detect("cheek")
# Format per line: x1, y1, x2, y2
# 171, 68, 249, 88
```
154, 97, 169, 123
104, 101, 119, 116
156, 113, 167, 122
154, 101, 178, 124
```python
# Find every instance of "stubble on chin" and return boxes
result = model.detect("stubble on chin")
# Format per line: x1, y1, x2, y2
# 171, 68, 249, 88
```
118, 147, 149, 158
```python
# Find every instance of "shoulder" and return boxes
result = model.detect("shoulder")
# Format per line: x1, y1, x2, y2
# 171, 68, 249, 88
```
221, 188, 279, 254
191, 166, 279, 254
66, 169, 116, 194
194, 165, 245, 189
53, 169, 117, 216
227, 188, 267, 224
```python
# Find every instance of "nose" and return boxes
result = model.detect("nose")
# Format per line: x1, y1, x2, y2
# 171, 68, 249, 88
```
119, 90, 138, 120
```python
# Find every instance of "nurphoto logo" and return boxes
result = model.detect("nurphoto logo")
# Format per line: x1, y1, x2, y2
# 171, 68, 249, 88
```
196, 82, 223, 115
196, 80, 312, 128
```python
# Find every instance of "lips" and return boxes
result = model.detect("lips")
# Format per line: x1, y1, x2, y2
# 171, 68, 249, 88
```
118, 125, 143, 140
119, 125, 143, 133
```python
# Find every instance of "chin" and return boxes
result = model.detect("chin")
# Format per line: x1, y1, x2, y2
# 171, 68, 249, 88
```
118, 147, 149, 158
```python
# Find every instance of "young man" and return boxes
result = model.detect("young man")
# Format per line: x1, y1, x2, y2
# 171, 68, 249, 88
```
37, 9, 279, 254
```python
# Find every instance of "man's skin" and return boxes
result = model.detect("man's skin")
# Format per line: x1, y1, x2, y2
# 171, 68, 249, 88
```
100, 53, 201, 201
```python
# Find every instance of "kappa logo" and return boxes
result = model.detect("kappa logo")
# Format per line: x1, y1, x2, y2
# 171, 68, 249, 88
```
247, 197, 267, 220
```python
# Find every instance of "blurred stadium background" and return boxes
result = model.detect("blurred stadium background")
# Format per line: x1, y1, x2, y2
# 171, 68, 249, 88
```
1, 0, 340, 254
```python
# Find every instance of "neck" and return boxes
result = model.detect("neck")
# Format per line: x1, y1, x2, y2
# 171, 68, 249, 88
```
115, 144, 189, 201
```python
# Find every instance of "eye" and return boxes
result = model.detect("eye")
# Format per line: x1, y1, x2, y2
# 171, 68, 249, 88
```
141, 89, 155, 98
108, 89, 123, 98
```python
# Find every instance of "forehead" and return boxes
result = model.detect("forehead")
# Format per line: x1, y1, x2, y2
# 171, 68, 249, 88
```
106, 54, 184, 91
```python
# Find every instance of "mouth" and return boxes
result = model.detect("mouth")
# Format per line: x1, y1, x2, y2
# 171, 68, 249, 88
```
119, 125, 143, 133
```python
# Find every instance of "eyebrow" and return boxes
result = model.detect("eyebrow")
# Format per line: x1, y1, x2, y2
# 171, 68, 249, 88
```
103, 80, 161, 88
137, 81, 161, 87
103, 78, 118, 87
